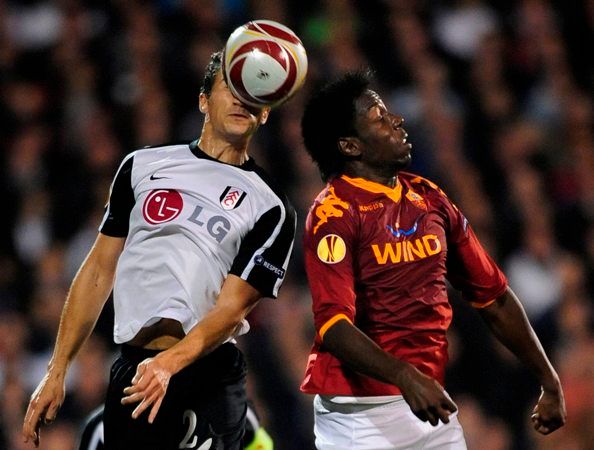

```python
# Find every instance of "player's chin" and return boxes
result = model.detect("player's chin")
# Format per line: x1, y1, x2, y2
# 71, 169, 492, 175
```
394, 149, 412, 169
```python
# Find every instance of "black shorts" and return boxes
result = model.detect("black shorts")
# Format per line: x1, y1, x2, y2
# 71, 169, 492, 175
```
103, 343, 247, 450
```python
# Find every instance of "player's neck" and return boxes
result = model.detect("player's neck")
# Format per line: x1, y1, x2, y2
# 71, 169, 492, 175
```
344, 166, 399, 188
197, 133, 250, 165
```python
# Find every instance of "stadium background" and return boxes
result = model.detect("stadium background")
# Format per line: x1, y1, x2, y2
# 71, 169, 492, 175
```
0, 0, 592, 449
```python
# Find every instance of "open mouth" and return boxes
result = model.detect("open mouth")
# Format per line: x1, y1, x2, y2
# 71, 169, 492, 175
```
400, 130, 411, 148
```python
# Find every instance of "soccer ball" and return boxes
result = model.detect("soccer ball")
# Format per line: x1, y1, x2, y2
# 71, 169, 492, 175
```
223, 20, 308, 108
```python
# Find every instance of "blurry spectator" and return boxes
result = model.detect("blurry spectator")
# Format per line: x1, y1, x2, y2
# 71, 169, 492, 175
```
8, 124, 51, 191
13, 189, 50, 265
432, 0, 499, 61
504, 219, 563, 322
5, 1, 63, 51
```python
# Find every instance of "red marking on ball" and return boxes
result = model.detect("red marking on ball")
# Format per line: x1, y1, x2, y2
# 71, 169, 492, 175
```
246, 21, 302, 45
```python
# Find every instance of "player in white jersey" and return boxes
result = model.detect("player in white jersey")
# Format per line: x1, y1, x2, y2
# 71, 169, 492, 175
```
22, 50, 296, 449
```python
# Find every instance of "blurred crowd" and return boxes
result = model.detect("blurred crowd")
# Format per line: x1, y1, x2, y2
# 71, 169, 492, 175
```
0, 0, 592, 449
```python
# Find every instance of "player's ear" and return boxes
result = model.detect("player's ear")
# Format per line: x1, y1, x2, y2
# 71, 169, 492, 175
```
258, 107, 270, 125
199, 93, 208, 114
338, 137, 361, 157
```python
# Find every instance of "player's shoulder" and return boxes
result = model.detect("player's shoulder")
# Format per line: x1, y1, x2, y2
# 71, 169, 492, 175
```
249, 162, 295, 214
305, 178, 354, 233
140, 140, 192, 151
136, 140, 192, 158
310, 177, 354, 209
120, 141, 192, 167
401, 172, 448, 197
400, 172, 461, 216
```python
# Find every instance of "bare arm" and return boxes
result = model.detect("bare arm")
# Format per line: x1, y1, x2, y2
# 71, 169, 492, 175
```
479, 286, 566, 434
322, 319, 457, 426
121, 274, 261, 423
23, 233, 125, 446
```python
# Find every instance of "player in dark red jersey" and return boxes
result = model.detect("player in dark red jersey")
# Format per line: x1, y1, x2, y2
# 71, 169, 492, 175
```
299, 70, 566, 449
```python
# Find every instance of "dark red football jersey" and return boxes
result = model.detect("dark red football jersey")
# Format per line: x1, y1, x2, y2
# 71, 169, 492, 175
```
300, 173, 508, 396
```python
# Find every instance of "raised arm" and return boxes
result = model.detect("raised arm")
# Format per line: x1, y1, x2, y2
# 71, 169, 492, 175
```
322, 318, 458, 426
23, 233, 125, 447
120, 274, 262, 423
479, 286, 567, 434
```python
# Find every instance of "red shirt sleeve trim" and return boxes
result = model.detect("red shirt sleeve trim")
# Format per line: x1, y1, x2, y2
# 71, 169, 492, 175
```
319, 314, 352, 340
470, 297, 497, 309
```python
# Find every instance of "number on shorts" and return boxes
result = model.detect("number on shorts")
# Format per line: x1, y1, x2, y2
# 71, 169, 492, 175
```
179, 409, 198, 449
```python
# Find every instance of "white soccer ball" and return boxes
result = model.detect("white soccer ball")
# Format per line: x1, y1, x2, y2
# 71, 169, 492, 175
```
223, 20, 308, 108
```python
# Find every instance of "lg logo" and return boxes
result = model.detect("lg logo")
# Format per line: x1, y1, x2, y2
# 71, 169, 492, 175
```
187, 205, 230, 243
143, 189, 183, 224
142, 190, 231, 243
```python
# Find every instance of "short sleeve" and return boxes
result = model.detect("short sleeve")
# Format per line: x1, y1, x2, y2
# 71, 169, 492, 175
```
99, 153, 135, 237
444, 198, 507, 307
229, 200, 296, 298
303, 198, 357, 339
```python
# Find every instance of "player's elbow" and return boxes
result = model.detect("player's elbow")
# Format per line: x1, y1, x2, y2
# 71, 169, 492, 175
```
221, 302, 258, 335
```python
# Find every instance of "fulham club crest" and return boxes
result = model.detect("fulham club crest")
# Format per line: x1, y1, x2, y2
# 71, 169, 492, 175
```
220, 186, 247, 210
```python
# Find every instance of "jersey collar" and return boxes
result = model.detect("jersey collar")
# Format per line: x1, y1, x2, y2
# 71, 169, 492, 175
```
341, 175, 403, 203
188, 140, 256, 170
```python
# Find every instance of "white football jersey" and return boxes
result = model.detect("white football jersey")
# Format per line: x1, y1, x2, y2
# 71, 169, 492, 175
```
99, 141, 296, 344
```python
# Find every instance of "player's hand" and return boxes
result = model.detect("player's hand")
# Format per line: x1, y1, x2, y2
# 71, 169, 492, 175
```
22, 372, 66, 447
396, 364, 457, 426
531, 386, 566, 434
121, 356, 172, 424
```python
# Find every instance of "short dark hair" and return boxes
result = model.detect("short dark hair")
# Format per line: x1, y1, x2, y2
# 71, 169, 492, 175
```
301, 70, 373, 181
200, 51, 223, 96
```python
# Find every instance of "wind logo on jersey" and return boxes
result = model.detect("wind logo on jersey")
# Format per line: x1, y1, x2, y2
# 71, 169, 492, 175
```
220, 186, 246, 210
317, 234, 346, 264
371, 234, 441, 264
313, 187, 349, 234
143, 189, 183, 224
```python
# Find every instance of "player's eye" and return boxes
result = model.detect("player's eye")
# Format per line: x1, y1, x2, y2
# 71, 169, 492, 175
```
371, 107, 384, 121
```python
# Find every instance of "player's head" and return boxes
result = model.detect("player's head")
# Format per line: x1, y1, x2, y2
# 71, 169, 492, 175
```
301, 69, 411, 181
199, 50, 267, 115
198, 51, 269, 140
301, 70, 370, 181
